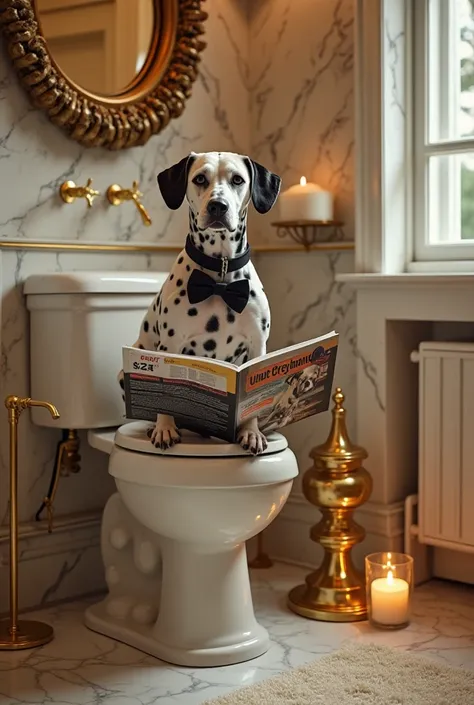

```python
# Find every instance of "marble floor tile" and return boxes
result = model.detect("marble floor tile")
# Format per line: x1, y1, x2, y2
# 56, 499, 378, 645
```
0, 563, 473, 705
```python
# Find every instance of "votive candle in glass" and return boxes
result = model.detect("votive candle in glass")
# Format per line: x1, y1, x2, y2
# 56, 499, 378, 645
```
365, 552, 414, 629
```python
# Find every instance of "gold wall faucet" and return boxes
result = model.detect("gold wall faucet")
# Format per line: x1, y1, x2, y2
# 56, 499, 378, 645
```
106, 181, 152, 226
60, 178, 100, 208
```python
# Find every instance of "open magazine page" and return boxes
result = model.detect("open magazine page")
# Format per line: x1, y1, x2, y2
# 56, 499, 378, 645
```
122, 347, 239, 442
236, 333, 339, 433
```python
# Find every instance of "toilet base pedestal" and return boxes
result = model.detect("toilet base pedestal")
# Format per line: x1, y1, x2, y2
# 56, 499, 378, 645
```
85, 539, 270, 667
85, 602, 269, 667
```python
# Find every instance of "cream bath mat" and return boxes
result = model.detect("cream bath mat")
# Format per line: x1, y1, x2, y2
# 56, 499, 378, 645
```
202, 643, 474, 705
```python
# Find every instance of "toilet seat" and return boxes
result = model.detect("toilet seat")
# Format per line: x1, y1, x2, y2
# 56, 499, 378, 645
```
114, 421, 288, 457
107, 421, 295, 489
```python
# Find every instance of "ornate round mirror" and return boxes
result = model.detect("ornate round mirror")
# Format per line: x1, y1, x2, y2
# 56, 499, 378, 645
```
0, 0, 207, 149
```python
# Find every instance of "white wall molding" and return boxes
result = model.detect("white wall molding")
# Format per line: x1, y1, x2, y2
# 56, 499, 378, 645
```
355, 0, 383, 273
355, 0, 412, 274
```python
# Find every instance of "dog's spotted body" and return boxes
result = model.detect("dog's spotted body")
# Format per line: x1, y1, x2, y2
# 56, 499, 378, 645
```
119, 151, 281, 455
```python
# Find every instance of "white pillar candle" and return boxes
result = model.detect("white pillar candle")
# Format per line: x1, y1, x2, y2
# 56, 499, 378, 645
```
370, 570, 410, 626
279, 176, 333, 222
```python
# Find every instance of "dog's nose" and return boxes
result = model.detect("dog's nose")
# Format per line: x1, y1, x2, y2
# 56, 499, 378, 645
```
207, 200, 229, 218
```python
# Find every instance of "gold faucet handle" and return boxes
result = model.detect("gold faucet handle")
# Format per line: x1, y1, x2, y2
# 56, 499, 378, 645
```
60, 178, 100, 208
131, 180, 143, 199
131, 181, 152, 226
107, 181, 152, 227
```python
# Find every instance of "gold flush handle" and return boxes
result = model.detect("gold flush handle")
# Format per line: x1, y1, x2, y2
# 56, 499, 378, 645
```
59, 178, 100, 208
106, 181, 152, 226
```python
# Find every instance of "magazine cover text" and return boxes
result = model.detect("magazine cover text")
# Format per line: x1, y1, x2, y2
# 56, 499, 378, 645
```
237, 337, 338, 432
122, 347, 238, 442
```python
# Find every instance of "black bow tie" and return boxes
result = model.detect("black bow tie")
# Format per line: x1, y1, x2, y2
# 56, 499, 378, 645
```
187, 269, 250, 314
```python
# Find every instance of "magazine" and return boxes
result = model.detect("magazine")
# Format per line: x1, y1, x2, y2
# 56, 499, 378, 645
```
122, 330, 339, 443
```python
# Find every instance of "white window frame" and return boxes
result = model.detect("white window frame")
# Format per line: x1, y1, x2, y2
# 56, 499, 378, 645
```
355, 0, 474, 275
414, 0, 474, 263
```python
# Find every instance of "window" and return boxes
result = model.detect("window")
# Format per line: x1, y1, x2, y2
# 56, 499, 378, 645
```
414, 0, 474, 262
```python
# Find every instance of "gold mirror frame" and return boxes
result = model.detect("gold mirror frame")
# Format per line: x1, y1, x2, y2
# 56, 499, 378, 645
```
0, 0, 207, 150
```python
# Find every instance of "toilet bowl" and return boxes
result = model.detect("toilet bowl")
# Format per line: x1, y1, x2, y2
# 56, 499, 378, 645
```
85, 421, 298, 667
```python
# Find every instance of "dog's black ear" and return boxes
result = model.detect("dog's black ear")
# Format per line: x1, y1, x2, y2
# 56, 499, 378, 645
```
157, 154, 196, 210
244, 158, 281, 214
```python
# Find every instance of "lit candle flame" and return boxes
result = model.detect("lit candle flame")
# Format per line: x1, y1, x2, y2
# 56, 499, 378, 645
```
387, 569, 394, 585
300, 176, 307, 186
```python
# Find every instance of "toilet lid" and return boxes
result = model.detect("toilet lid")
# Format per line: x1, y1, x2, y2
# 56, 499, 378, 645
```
114, 421, 288, 457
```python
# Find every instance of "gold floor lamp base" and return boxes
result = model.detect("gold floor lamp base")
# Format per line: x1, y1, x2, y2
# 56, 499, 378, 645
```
0, 619, 54, 650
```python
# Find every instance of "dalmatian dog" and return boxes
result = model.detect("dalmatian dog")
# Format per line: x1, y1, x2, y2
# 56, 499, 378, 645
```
263, 365, 323, 429
118, 151, 281, 455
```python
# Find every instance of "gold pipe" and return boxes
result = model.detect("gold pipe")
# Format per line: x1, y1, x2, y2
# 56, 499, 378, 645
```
0, 395, 60, 650
59, 178, 100, 208
36, 429, 81, 533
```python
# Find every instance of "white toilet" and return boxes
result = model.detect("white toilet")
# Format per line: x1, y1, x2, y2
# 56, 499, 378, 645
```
24, 272, 299, 667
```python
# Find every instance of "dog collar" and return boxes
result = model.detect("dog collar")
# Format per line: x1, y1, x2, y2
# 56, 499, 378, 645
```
185, 234, 251, 280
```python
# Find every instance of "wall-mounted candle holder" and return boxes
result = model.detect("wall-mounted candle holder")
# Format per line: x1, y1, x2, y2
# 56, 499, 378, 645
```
365, 552, 414, 630
271, 220, 347, 251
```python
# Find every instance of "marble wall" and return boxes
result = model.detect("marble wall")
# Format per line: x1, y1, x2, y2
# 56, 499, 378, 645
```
249, 0, 356, 499
0, 0, 357, 611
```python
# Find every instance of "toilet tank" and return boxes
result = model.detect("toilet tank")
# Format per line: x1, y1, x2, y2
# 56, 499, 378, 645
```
24, 271, 167, 430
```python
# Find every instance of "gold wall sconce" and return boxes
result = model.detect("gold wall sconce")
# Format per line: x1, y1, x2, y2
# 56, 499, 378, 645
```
59, 178, 100, 208
0, 395, 60, 650
106, 181, 152, 226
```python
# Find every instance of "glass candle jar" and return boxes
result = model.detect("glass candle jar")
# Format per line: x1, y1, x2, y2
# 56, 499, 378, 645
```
365, 552, 414, 629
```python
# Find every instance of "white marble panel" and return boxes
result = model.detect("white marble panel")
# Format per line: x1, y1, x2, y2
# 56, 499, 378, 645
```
248, 0, 354, 245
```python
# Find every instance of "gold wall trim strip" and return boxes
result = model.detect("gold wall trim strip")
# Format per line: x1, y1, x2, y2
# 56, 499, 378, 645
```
0, 240, 354, 254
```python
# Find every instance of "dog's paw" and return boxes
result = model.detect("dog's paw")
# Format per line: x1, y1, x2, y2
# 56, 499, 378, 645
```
237, 428, 268, 455
149, 421, 181, 451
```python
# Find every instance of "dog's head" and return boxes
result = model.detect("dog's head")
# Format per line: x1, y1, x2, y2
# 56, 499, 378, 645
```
286, 367, 319, 399
157, 151, 281, 234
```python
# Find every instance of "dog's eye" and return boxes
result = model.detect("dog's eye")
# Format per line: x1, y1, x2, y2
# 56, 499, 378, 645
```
231, 174, 245, 186
193, 174, 208, 187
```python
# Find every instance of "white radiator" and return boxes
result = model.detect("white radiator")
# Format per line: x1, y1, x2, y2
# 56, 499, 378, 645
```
411, 342, 474, 555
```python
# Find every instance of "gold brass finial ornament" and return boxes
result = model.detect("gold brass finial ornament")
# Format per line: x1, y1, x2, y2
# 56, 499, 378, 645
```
0, 395, 60, 650
60, 178, 100, 208
287, 387, 372, 622
107, 182, 152, 226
